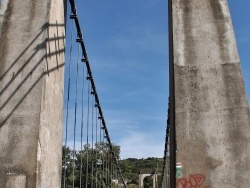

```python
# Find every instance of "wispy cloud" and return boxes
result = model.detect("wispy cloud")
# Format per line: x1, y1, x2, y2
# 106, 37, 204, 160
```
119, 131, 164, 159
110, 26, 168, 56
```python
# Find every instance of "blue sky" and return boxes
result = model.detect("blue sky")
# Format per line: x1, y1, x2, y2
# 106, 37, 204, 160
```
64, 0, 249, 159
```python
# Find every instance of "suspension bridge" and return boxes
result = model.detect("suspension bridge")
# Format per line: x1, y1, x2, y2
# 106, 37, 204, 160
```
0, 0, 249, 188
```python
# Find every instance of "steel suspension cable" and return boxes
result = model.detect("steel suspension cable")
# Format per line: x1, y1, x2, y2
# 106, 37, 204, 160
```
107, 148, 109, 187
100, 120, 103, 188
162, 104, 170, 187
168, 0, 176, 186
95, 106, 98, 188
111, 156, 113, 188
102, 128, 105, 187
110, 158, 112, 188
91, 93, 94, 188
72, 41, 80, 188
67, 1, 127, 187
80, 60, 85, 188
108, 145, 110, 187
106, 139, 109, 186
63, 19, 74, 188
104, 145, 107, 187
86, 81, 90, 188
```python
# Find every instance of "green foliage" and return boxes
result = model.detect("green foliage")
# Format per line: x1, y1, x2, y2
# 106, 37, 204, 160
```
61, 143, 164, 187
61, 142, 120, 188
120, 157, 164, 187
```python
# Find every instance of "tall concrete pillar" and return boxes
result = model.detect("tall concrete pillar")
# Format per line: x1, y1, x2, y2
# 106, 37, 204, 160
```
0, 0, 65, 187
173, 0, 250, 187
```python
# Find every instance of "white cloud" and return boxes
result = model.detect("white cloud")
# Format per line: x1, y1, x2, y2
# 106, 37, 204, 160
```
118, 131, 164, 159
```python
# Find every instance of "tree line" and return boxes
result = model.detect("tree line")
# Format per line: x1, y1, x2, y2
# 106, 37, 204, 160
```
61, 142, 122, 188
61, 142, 164, 188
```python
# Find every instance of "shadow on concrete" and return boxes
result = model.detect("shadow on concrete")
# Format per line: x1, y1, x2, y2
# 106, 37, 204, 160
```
0, 22, 65, 128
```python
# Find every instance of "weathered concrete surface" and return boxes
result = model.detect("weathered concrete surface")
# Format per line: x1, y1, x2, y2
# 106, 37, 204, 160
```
0, 0, 65, 187
173, 0, 250, 187
6, 174, 26, 188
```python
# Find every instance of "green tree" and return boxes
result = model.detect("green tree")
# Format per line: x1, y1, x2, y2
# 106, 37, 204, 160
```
61, 142, 121, 188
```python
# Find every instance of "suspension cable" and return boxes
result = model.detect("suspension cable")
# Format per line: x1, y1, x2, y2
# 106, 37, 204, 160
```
72, 41, 80, 188
102, 128, 105, 187
91, 93, 94, 188
86, 81, 90, 188
68, 0, 127, 187
168, 0, 176, 187
162, 102, 170, 187
100, 120, 103, 188
95, 105, 98, 188
63, 19, 74, 188
80, 58, 85, 188
110, 157, 112, 188
107, 148, 110, 187
106, 138, 108, 186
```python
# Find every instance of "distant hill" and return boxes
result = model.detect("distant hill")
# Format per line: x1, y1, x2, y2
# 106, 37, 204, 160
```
119, 157, 164, 188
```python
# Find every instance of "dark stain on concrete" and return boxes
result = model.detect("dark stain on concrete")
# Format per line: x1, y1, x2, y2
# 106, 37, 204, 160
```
206, 157, 223, 169
175, 65, 211, 113
209, 0, 230, 63
179, 0, 197, 66
27, 0, 37, 33
221, 63, 247, 108
0, 0, 12, 81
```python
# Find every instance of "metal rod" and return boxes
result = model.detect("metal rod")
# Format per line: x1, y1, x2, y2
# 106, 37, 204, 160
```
67, 1, 127, 186
168, 0, 176, 187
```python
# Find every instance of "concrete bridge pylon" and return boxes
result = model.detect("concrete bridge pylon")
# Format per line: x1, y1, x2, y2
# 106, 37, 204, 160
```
0, 0, 65, 187
172, 0, 250, 187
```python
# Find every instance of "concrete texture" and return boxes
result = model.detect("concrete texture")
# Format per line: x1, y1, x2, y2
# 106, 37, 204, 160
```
0, 0, 65, 187
6, 174, 26, 188
173, 0, 250, 187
